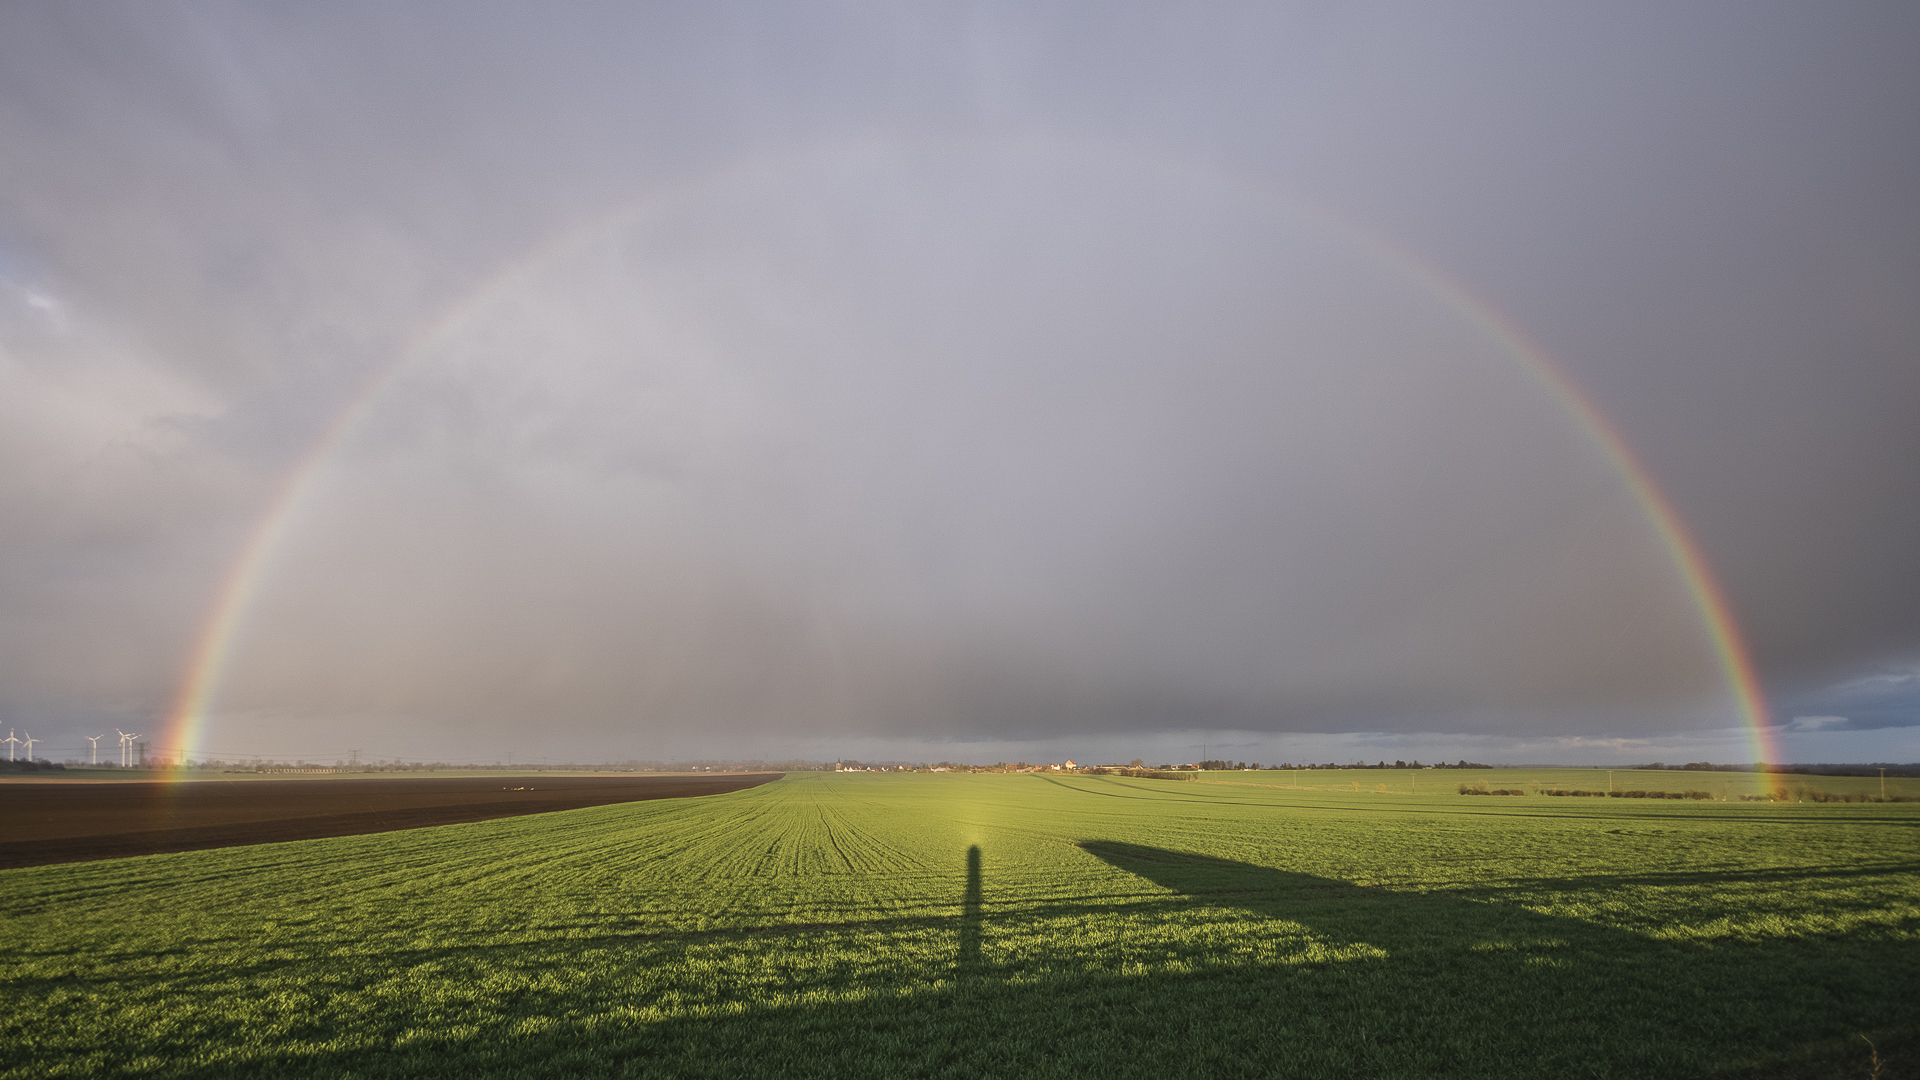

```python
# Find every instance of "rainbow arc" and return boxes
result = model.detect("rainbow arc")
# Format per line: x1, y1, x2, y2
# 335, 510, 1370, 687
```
158, 149, 1776, 772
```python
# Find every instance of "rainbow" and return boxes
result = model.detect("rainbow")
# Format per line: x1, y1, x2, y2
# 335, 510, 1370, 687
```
1347, 236, 1779, 769
155, 195, 665, 766
157, 149, 1777, 773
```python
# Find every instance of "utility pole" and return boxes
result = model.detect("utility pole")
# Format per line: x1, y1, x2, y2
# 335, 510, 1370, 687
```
349, 748, 360, 767
1881, 768, 1887, 800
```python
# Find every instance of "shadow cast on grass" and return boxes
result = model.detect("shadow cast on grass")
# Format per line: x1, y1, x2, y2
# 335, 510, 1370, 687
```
12, 843, 1918, 1080
957, 844, 982, 979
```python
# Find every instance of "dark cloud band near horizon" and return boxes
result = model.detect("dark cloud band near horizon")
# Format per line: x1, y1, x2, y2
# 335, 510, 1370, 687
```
1, 2, 1916, 765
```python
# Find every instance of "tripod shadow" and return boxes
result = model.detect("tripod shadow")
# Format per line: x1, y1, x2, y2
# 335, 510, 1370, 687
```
1067, 839, 1920, 1077
1076, 837, 1597, 965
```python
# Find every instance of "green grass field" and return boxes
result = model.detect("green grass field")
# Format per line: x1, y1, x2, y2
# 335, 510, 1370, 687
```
4, 771, 1916, 1078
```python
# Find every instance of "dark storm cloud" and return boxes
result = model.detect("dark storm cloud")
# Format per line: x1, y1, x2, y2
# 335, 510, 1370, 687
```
1, 2, 1916, 762
1781, 667, 1920, 733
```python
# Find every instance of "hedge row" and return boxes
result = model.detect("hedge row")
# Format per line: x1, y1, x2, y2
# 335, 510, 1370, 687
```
1533, 788, 1716, 798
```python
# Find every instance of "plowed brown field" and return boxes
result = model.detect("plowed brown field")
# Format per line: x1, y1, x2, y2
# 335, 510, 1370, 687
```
0, 772, 779, 868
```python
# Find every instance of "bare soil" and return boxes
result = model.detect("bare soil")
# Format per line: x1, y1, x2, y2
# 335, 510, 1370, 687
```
0, 773, 780, 868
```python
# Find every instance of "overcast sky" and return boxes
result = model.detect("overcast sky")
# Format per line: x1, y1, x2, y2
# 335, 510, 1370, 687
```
2, 2, 1916, 766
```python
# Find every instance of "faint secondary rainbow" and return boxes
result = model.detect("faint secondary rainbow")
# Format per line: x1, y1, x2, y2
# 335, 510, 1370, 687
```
158, 147, 1778, 770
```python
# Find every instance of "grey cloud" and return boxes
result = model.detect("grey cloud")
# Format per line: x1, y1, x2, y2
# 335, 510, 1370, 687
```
1, 2, 1916, 761
211, 144, 1727, 748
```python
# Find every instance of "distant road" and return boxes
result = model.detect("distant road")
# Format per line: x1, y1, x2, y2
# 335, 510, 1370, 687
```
0, 773, 781, 868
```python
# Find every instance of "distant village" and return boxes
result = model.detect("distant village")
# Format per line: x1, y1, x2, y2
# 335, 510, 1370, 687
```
833, 758, 1492, 773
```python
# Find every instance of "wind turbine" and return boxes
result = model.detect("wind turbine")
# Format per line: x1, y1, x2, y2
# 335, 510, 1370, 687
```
20, 733, 36, 761
2, 729, 19, 762
117, 728, 139, 768
87, 735, 104, 765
